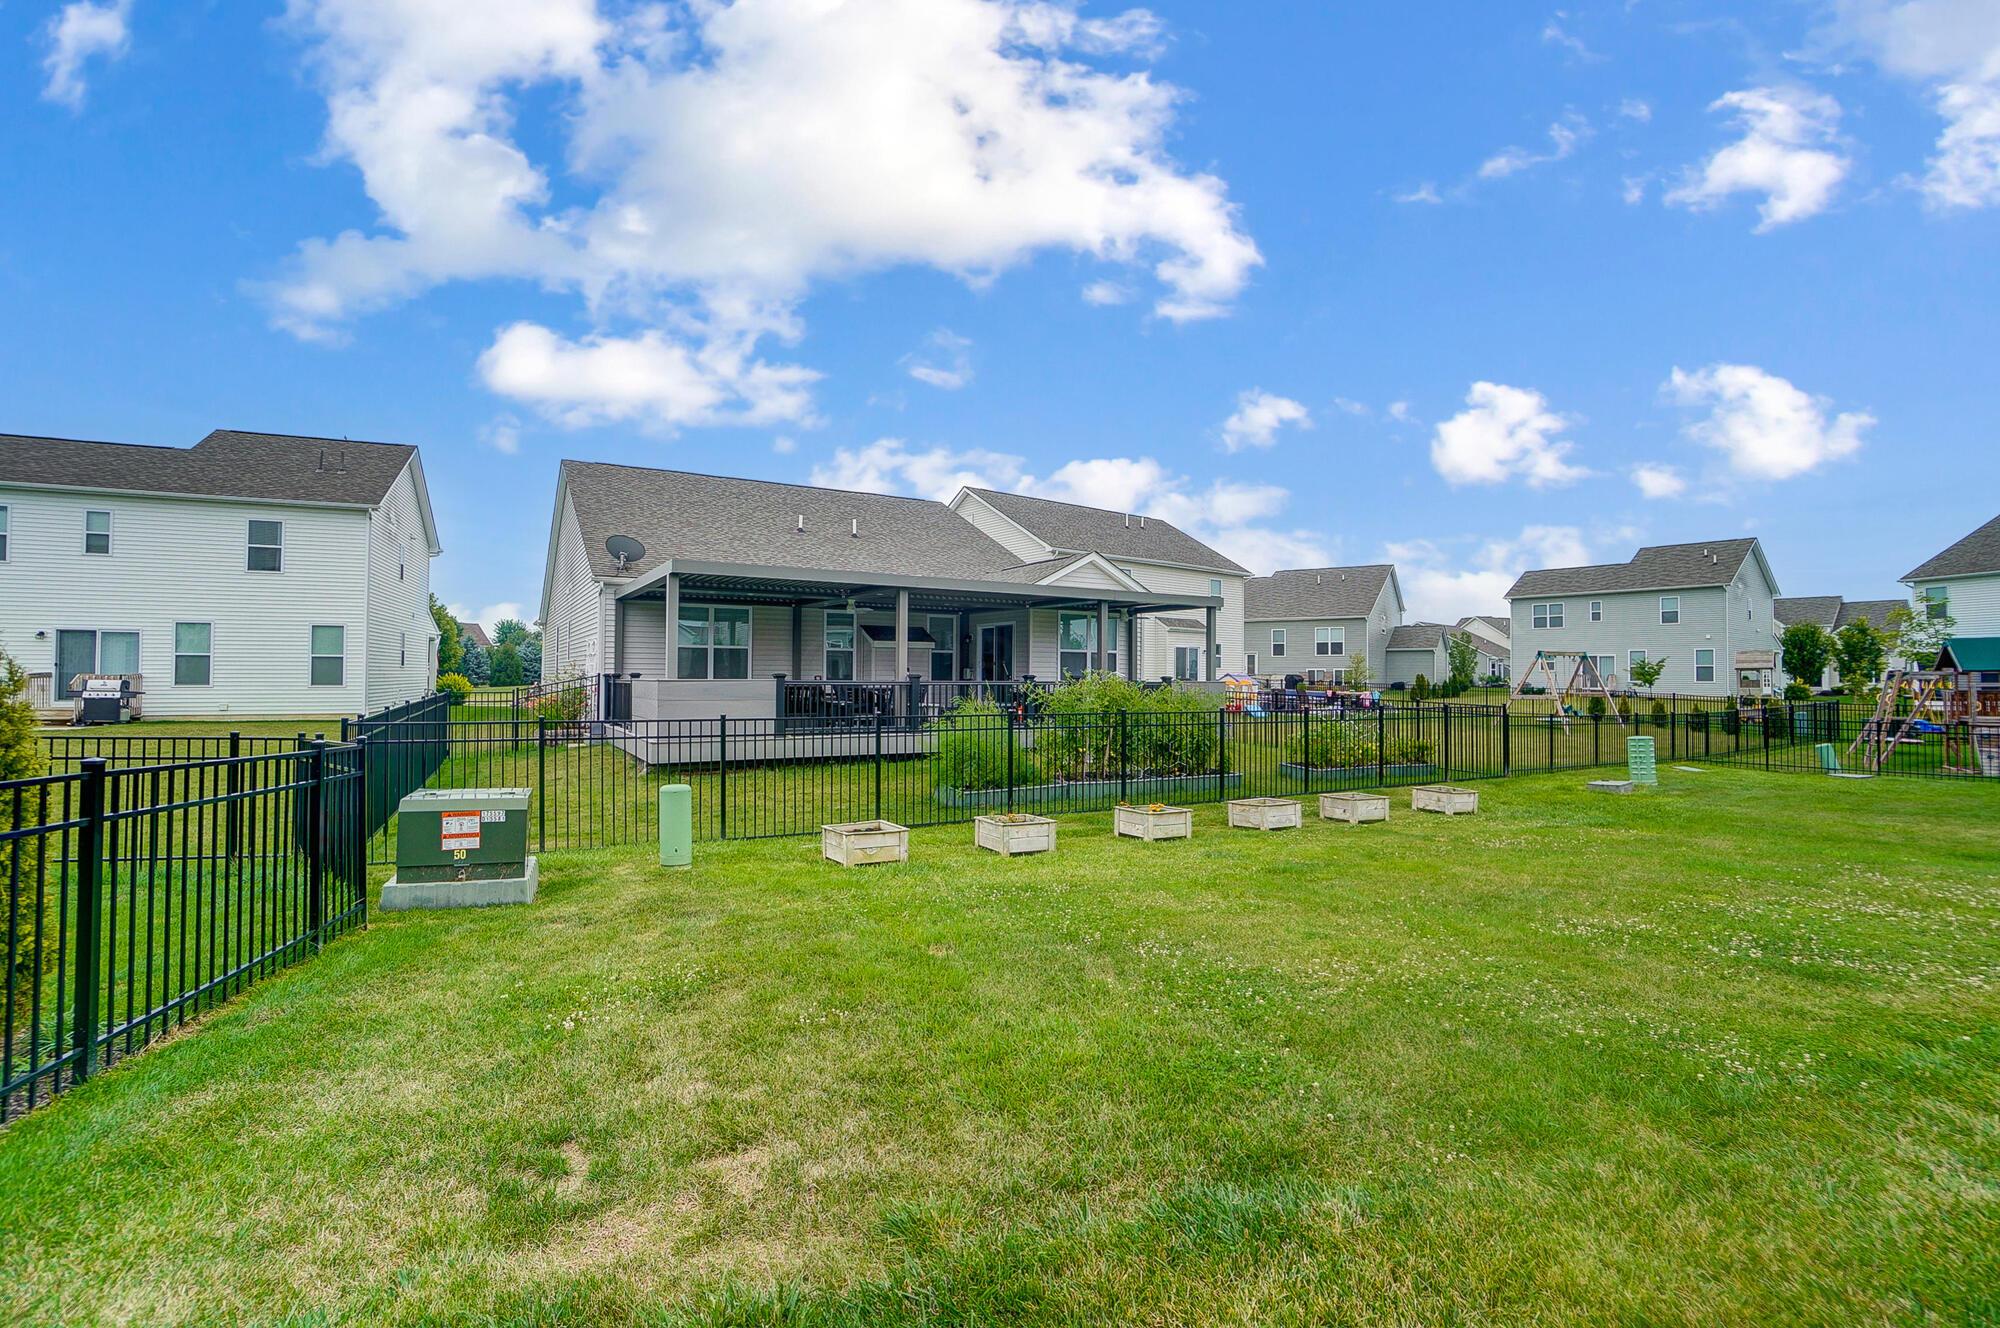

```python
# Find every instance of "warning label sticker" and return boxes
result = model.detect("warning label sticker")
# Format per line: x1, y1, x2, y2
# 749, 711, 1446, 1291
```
440, 812, 482, 851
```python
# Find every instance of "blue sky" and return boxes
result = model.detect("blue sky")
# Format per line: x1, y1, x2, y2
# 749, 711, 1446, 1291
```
4, 0, 1997, 629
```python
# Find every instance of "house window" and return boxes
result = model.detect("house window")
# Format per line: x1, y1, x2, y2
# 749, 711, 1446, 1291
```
1208, 578, 1222, 598
247, 519, 283, 572
1628, 649, 1647, 674
1174, 644, 1202, 680
83, 510, 112, 556
1590, 655, 1616, 683
174, 623, 212, 686
1589, 601, 1602, 622
0, 504, 8, 561
53, 630, 140, 698
1270, 628, 1285, 658
1315, 626, 1344, 656
927, 615, 957, 682
1247, 652, 1258, 675
1659, 595, 1681, 625
310, 625, 346, 686
1924, 586, 1949, 620
1695, 648, 1715, 682
1057, 611, 1118, 678
678, 606, 752, 680
823, 610, 855, 680
1532, 602, 1564, 629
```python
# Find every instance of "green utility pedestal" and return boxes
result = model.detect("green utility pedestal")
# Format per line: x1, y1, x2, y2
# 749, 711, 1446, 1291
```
660, 784, 693, 868
1626, 736, 1658, 786
382, 788, 538, 911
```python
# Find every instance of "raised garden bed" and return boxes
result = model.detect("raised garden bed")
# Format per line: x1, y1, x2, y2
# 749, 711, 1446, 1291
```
820, 819, 909, 867
1411, 785, 1480, 816
1227, 797, 1302, 831
936, 772, 1242, 809
1319, 791, 1389, 825
1114, 804, 1193, 841
974, 813, 1056, 857
1277, 762, 1438, 785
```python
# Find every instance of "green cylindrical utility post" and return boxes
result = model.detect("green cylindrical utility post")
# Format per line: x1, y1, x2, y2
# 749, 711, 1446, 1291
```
659, 783, 693, 868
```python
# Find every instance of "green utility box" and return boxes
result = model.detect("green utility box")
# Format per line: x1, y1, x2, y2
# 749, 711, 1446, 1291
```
381, 788, 538, 911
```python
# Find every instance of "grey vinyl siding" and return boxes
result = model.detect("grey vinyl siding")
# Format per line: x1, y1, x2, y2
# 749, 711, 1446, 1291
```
1245, 616, 1368, 674
544, 494, 606, 677
1510, 585, 1743, 695
617, 598, 666, 677
1385, 648, 1443, 687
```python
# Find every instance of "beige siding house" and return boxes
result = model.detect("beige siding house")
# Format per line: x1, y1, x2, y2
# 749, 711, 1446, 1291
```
537, 462, 1240, 721
0, 428, 440, 717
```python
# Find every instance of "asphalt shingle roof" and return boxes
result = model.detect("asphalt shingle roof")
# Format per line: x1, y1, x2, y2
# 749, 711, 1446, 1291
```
0, 429, 417, 507
1774, 595, 1844, 628
964, 488, 1249, 575
1836, 598, 1904, 630
1505, 538, 1761, 599
1903, 514, 2000, 581
1387, 623, 1447, 650
561, 461, 1026, 582
1244, 565, 1395, 620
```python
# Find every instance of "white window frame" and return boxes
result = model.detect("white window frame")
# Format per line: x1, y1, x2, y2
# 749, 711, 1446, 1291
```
1057, 610, 1118, 678
1532, 602, 1565, 629
1694, 648, 1716, 682
1314, 626, 1344, 657
174, 622, 213, 687
0, 503, 9, 562
1924, 586, 1949, 620
1590, 654, 1616, 683
1628, 649, 1647, 673
1588, 600, 1602, 622
247, 519, 283, 573
1270, 627, 1286, 658
1173, 644, 1202, 681
926, 614, 957, 682
823, 610, 856, 680
1659, 595, 1681, 625
83, 509, 112, 556
678, 605, 753, 681
310, 625, 346, 687
1246, 651, 1259, 675
1208, 578, 1222, 598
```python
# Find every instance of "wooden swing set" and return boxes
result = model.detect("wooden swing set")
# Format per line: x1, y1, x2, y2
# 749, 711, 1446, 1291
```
1508, 651, 1626, 728
1846, 667, 1981, 774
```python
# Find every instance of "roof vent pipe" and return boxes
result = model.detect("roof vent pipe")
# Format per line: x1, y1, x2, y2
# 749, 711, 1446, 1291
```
851, 518, 859, 538
796, 514, 805, 533
1124, 513, 1130, 527
1139, 516, 1146, 528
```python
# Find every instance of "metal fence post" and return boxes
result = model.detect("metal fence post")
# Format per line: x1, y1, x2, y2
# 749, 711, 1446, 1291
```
1593, 713, 1601, 767
1117, 708, 1129, 804
1377, 705, 1386, 786
1006, 708, 1017, 814
307, 739, 327, 948
226, 730, 242, 861
71, 758, 107, 1085
353, 736, 370, 927
1442, 704, 1452, 780
719, 716, 730, 840
874, 711, 885, 820
1217, 708, 1227, 800
1501, 705, 1511, 776
537, 715, 548, 854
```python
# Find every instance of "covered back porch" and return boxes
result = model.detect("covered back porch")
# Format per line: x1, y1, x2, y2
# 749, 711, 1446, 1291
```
602, 560, 1222, 725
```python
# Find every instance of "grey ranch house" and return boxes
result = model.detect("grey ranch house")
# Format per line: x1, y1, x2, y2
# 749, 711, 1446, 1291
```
1505, 538, 1782, 698
538, 461, 1251, 725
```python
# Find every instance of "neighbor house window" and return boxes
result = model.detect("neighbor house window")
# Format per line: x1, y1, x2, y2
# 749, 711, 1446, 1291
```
0, 504, 9, 561
1695, 648, 1715, 682
1590, 655, 1616, 682
823, 610, 855, 680
1208, 578, 1222, 598
247, 520, 283, 572
678, 606, 751, 680
1315, 627, 1343, 656
1924, 586, 1949, 620
1588, 601, 1602, 622
1532, 603, 1564, 629
927, 615, 957, 682
1247, 652, 1258, 675
83, 510, 111, 556
1659, 595, 1681, 624
1057, 611, 1117, 678
1628, 649, 1647, 674
175, 623, 212, 686
310, 625, 345, 686
1270, 628, 1286, 658
1174, 644, 1201, 680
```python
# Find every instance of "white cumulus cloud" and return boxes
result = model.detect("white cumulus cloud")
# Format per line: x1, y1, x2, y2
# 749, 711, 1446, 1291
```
1478, 112, 1591, 180
1665, 87, 1850, 231
1831, 0, 2000, 209
1630, 462, 1687, 499
1387, 526, 1594, 624
1664, 363, 1872, 480
1430, 382, 1588, 488
41, 0, 132, 109
1219, 389, 1312, 452
269, 0, 1260, 429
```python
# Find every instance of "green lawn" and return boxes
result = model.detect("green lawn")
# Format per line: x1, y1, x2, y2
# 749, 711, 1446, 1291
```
3, 770, 1997, 1326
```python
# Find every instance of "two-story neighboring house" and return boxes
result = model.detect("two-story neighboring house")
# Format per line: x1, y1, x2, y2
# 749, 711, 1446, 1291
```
1505, 538, 1782, 697
0, 429, 441, 717
1240, 565, 1403, 684
1902, 513, 2000, 637
1773, 595, 1905, 688
1455, 616, 1511, 675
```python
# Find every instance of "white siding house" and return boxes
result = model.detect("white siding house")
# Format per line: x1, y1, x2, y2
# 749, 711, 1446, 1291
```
1903, 513, 2000, 637
1505, 538, 1783, 697
0, 429, 441, 717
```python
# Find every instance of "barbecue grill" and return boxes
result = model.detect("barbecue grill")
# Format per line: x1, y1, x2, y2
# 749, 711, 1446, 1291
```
71, 674, 143, 725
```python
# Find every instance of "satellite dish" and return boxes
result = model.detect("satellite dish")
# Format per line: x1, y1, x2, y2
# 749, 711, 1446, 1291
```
604, 534, 646, 573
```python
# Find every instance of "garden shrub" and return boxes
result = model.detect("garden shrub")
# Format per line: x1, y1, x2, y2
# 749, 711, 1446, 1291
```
2, 650, 53, 1026
436, 672, 473, 704
935, 679, 1222, 788
1587, 695, 1607, 719
930, 699, 1021, 791
1385, 736, 1436, 766
1651, 701, 1669, 725
531, 681, 587, 725
1281, 719, 1376, 769
1410, 674, 1431, 702
1783, 681, 1813, 702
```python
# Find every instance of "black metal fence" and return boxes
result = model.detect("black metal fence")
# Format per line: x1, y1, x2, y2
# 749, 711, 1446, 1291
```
3, 743, 367, 1122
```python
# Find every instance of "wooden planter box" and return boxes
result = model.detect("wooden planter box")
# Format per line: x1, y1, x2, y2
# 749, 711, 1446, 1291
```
1227, 797, 1302, 831
820, 820, 909, 867
974, 813, 1057, 857
1319, 791, 1389, 825
1114, 804, 1193, 842
1411, 785, 1480, 816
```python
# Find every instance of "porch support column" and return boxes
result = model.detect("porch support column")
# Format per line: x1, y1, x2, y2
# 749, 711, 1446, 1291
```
1204, 605, 1219, 681
894, 588, 911, 680
662, 572, 680, 681
1095, 601, 1109, 673
790, 603, 803, 677
1125, 610, 1137, 680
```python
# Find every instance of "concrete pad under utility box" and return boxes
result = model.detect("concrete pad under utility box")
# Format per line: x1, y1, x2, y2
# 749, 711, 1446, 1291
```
381, 857, 539, 911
